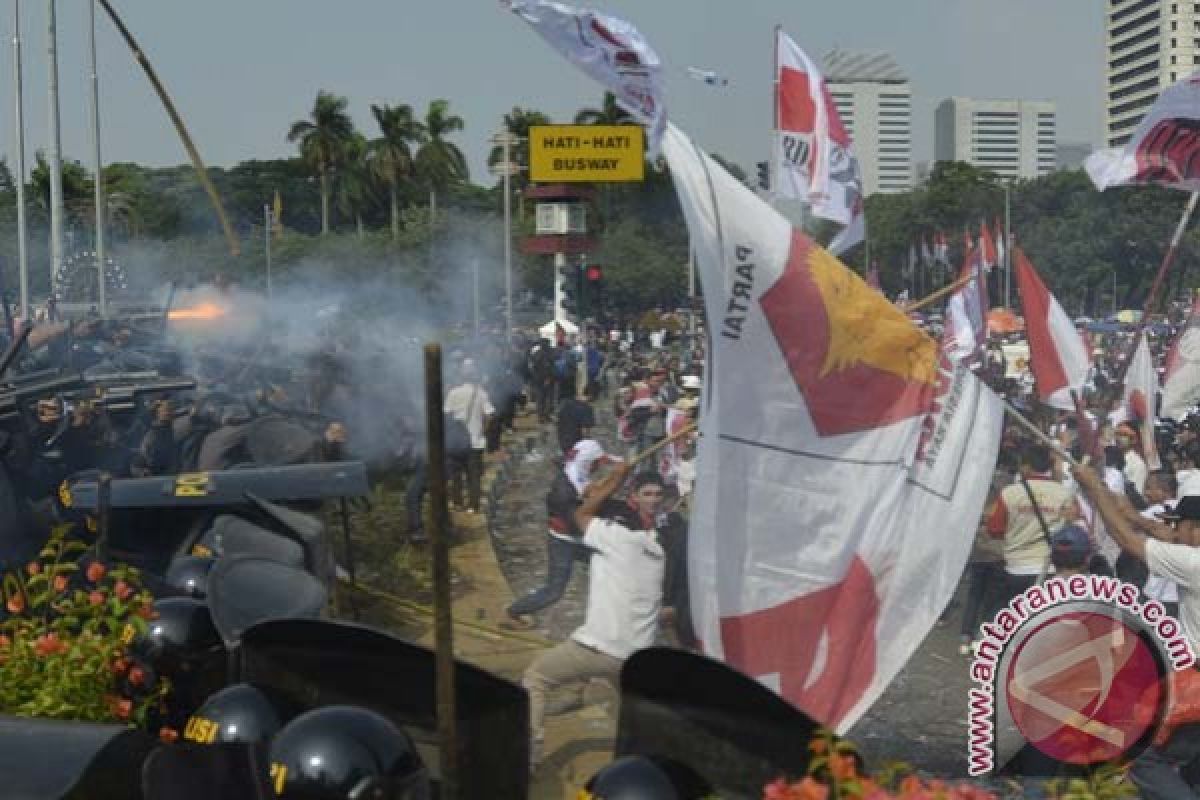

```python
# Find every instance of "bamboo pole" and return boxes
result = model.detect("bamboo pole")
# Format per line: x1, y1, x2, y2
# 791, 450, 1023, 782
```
95, 0, 240, 256
899, 275, 971, 314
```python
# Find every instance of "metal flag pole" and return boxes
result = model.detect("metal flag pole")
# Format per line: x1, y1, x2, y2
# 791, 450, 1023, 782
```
88, 0, 107, 318
501, 131, 514, 336
47, 0, 65, 297
264, 205, 273, 299
769, 24, 780, 209
12, 0, 29, 319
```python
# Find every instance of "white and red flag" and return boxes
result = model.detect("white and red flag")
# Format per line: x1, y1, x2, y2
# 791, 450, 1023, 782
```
943, 246, 989, 365
662, 122, 1002, 731
1087, 71, 1200, 191
1125, 336, 1163, 470
994, 218, 1006, 267
504, 0, 666, 148
1013, 247, 1090, 410
775, 30, 865, 256
1162, 294, 1200, 419
979, 220, 998, 271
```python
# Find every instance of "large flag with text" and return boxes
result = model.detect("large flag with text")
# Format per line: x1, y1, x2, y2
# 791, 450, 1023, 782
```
1013, 247, 1090, 410
505, 0, 666, 149
775, 30, 865, 256
1163, 294, 1200, 420
663, 123, 1002, 731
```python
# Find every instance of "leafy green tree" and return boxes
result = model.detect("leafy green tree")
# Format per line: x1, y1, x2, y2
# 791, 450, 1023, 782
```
487, 106, 551, 192
414, 99, 468, 225
369, 103, 424, 240
287, 91, 355, 236
574, 92, 634, 126
335, 134, 375, 239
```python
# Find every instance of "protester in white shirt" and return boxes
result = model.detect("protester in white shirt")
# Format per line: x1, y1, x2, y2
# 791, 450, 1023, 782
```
1142, 472, 1181, 617
1116, 422, 1148, 495
521, 464, 665, 769
1071, 467, 1200, 798
443, 359, 494, 512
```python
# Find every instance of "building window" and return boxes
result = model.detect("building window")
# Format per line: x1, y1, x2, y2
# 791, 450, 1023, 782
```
1174, 21, 1179, 30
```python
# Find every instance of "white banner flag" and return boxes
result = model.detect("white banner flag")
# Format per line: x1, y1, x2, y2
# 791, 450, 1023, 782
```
1087, 71, 1200, 191
1163, 295, 1200, 420
775, 31, 865, 254
1125, 336, 1163, 470
505, 0, 666, 149
663, 123, 1002, 731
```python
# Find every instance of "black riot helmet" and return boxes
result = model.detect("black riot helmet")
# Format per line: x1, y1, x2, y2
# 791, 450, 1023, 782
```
129, 596, 222, 675
268, 706, 430, 800
165, 556, 216, 599
184, 683, 290, 746
584, 756, 713, 800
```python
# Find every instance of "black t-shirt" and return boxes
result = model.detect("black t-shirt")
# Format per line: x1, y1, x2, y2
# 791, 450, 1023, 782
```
556, 398, 595, 450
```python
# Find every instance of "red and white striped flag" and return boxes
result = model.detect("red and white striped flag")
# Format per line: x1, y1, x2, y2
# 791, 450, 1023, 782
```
663, 122, 1002, 732
1125, 336, 1162, 470
775, 30, 865, 256
1013, 247, 1090, 410
943, 246, 989, 365
1162, 294, 1200, 419
979, 220, 998, 271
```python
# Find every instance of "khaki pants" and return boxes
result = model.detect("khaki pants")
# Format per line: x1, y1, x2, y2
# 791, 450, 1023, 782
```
523, 639, 622, 746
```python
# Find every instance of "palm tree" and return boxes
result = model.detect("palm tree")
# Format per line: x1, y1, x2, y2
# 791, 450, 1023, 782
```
487, 106, 550, 192
414, 99, 468, 225
287, 91, 355, 235
573, 92, 634, 126
369, 103, 425, 240
334, 134, 375, 239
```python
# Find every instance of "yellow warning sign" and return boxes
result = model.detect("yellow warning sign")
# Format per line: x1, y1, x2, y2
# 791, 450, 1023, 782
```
529, 125, 645, 183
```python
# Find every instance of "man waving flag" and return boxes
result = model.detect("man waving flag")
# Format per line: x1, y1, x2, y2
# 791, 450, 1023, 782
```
511, 0, 1002, 734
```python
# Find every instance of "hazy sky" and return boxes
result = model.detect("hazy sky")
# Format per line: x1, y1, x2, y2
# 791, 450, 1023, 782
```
0, 1, 1104, 186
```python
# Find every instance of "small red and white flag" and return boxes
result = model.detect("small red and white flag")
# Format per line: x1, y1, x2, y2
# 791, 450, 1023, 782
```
1013, 247, 1090, 410
1087, 71, 1200, 191
775, 30, 865, 256
994, 218, 1006, 267
1162, 294, 1200, 419
979, 220, 998, 271
1125, 336, 1162, 470
943, 247, 989, 365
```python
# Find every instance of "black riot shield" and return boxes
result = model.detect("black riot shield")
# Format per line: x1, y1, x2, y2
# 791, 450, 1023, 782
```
206, 555, 327, 649
141, 742, 273, 800
64, 461, 369, 510
616, 648, 819, 799
244, 416, 321, 466
0, 715, 156, 799
236, 618, 529, 799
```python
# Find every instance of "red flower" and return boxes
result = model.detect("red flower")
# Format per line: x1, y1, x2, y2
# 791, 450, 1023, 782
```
33, 633, 66, 657
111, 657, 128, 676
113, 698, 132, 719
159, 726, 179, 744
114, 581, 133, 601
792, 777, 829, 800
25, 562, 40, 576
88, 591, 105, 607
86, 562, 106, 583
6, 593, 25, 614
128, 666, 146, 687
52, 575, 68, 592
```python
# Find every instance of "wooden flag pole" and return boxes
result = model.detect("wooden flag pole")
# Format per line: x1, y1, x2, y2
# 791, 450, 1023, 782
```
630, 423, 699, 466
1002, 400, 1079, 469
899, 275, 971, 314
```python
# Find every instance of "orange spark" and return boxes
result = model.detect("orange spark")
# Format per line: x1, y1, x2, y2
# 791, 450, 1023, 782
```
168, 302, 228, 321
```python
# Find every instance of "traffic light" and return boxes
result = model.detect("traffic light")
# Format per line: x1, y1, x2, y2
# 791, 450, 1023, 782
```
756, 161, 769, 191
558, 261, 578, 314
586, 265, 604, 319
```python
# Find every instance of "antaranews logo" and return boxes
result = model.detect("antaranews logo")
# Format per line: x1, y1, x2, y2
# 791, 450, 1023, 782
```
966, 574, 1196, 776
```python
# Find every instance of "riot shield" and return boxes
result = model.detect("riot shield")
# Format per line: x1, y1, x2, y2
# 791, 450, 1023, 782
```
236, 618, 529, 799
206, 555, 327, 649
244, 416, 321, 466
141, 742, 272, 800
616, 648, 819, 799
0, 715, 155, 799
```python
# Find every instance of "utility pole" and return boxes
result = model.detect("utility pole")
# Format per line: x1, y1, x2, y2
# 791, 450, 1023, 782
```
88, 0, 107, 317
47, 0, 65, 297
13, 0, 29, 318
264, 205, 273, 299
490, 131, 521, 337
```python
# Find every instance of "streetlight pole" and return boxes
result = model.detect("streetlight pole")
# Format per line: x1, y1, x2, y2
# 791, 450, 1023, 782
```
12, 0, 29, 318
490, 131, 521, 337
88, 0, 107, 317
46, 0, 65, 297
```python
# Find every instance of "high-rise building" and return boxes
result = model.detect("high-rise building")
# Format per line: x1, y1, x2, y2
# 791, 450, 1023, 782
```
934, 98, 1057, 180
1105, 0, 1199, 148
823, 50, 912, 195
